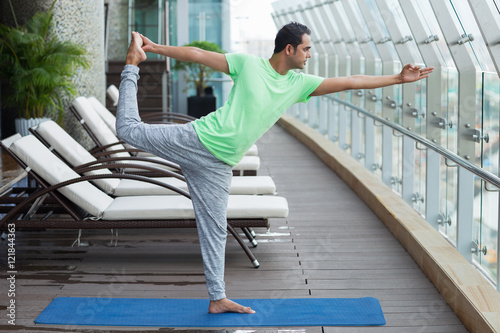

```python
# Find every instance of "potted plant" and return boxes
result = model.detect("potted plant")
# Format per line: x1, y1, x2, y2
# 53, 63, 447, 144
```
0, 0, 89, 136
173, 40, 224, 118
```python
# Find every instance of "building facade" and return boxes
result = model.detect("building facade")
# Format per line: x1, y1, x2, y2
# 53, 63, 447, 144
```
105, 0, 231, 114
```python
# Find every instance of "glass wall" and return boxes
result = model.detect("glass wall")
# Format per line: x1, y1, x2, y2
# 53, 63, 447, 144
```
128, 0, 229, 111
272, 0, 500, 290
188, 0, 225, 108
476, 71, 499, 281
130, 0, 163, 59
189, 0, 223, 45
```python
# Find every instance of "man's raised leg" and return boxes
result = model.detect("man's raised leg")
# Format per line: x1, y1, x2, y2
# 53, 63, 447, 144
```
115, 32, 153, 152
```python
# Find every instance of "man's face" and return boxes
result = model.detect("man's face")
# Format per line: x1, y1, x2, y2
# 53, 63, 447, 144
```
290, 34, 312, 70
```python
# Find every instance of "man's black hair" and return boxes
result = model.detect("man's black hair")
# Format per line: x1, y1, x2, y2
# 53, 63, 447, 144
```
273, 22, 311, 54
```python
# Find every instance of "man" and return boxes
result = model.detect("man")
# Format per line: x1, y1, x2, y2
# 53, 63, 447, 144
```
116, 22, 433, 314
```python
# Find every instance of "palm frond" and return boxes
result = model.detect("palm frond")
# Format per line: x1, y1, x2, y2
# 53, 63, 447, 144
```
0, 0, 89, 122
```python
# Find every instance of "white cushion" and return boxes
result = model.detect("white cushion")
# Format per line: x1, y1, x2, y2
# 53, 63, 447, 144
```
246, 144, 258, 156
87, 97, 117, 135
113, 175, 276, 196
107, 84, 120, 106
9, 135, 113, 218
233, 156, 260, 171
226, 195, 288, 219
114, 177, 188, 196
2, 134, 22, 148
228, 176, 275, 195
123, 156, 259, 173
72, 97, 129, 158
103, 195, 194, 220
102, 195, 288, 220
34, 120, 120, 195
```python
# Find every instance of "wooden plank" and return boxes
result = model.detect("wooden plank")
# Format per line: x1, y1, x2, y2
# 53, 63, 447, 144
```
277, 116, 490, 332
324, 326, 468, 333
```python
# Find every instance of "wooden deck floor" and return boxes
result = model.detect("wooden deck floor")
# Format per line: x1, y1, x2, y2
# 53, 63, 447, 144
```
0, 125, 468, 332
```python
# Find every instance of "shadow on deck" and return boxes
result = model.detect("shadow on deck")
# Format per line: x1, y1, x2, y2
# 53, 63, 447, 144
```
0, 125, 467, 332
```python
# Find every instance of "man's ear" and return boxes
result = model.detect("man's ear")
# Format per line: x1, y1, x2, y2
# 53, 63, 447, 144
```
285, 44, 294, 55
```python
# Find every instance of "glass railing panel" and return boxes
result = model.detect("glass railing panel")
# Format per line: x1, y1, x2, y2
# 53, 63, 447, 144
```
414, 0, 454, 68
473, 71, 485, 169
373, 122, 383, 179
449, 0, 496, 73
318, 97, 328, 136
348, 0, 372, 38
474, 71, 500, 283
372, 58, 384, 180
414, 79, 426, 135
474, 174, 499, 283
441, 155, 458, 244
445, 68, 459, 154
374, 59, 383, 115
345, 91, 352, 153
441, 67, 459, 243
328, 100, 340, 144
413, 75, 427, 215
359, 115, 366, 167
392, 63, 403, 126
363, 0, 399, 61
370, 59, 382, 180
391, 62, 403, 195
310, 96, 320, 130
391, 135, 403, 194
300, 101, 309, 125
385, 0, 423, 64
414, 146, 427, 215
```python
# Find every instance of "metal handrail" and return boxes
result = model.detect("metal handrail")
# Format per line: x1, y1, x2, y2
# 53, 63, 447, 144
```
324, 95, 500, 188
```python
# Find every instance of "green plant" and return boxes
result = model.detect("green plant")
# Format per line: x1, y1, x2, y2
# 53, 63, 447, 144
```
173, 40, 224, 97
0, 0, 89, 122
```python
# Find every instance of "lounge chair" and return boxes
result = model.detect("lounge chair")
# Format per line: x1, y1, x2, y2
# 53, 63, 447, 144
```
72, 97, 260, 175
1, 134, 289, 267
107, 84, 120, 106
30, 120, 276, 196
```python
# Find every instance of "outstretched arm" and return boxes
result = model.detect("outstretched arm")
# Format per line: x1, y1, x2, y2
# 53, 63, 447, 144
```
310, 64, 434, 96
141, 34, 229, 74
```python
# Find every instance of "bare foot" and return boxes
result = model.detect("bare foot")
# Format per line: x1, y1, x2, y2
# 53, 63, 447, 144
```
126, 31, 147, 66
209, 298, 255, 314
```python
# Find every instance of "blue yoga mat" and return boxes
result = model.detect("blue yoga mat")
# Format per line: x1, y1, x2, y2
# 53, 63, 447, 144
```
35, 297, 385, 327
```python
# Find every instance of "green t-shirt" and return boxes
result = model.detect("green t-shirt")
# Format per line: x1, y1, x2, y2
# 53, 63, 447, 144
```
192, 53, 324, 166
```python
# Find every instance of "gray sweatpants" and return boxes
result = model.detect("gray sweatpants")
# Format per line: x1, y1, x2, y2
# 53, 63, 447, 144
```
116, 65, 232, 301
